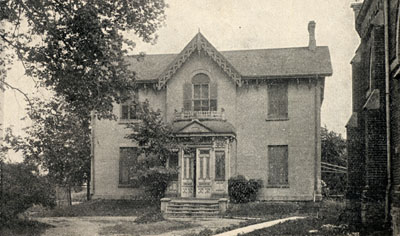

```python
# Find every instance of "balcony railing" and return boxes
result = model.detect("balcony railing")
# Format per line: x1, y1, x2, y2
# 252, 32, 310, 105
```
174, 109, 225, 121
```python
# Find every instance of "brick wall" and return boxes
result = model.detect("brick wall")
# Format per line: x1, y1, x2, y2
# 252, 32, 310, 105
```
92, 51, 322, 201
236, 79, 320, 201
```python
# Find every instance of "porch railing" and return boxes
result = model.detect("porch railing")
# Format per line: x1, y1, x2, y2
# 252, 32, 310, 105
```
174, 109, 225, 121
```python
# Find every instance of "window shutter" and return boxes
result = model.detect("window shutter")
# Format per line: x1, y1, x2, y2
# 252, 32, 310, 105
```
210, 82, 218, 99
119, 147, 138, 185
268, 146, 288, 186
183, 82, 192, 111
121, 105, 129, 120
210, 82, 218, 111
268, 82, 288, 118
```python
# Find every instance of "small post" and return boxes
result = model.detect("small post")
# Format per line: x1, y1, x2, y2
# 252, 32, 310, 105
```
160, 198, 171, 214
218, 198, 228, 215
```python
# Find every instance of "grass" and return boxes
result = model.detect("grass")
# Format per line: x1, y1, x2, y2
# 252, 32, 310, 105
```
33, 199, 158, 217
0, 219, 52, 236
186, 199, 357, 236
240, 218, 354, 236
99, 220, 198, 236
226, 201, 302, 219
239, 199, 360, 236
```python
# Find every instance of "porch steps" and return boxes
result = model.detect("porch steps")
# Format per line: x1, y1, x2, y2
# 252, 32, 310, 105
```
165, 199, 220, 218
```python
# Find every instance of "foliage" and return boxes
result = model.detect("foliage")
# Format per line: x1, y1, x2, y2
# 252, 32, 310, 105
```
321, 126, 347, 196
134, 208, 164, 224
228, 175, 262, 203
126, 100, 179, 200
321, 126, 347, 166
193, 228, 213, 236
0, 219, 52, 236
0, 162, 56, 224
5, 97, 90, 189
0, 0, 167, 118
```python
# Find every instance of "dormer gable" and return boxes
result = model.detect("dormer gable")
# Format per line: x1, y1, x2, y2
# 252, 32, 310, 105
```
156, 32, 242, 90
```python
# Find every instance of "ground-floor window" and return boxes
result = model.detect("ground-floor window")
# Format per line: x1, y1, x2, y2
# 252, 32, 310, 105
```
119, 147, 138, 186
215, 151, 225, 181
268, 145, 288, 186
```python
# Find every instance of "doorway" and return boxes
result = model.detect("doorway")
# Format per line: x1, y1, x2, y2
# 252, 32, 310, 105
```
181, 147, 212, 198
181, 148, 196, 198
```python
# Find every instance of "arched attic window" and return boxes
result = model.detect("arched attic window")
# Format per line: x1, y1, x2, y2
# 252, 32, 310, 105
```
183, 73, 217, 111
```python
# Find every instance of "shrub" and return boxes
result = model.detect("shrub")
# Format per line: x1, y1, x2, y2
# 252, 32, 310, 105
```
137, 167, 178, 202
228, 175, 262, 203
0, 163, 56, 224
195, 228, 213, 236
134, 209, 164, 224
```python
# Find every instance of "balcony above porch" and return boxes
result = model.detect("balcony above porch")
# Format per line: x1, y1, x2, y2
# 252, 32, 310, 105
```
174, 109, 226, 121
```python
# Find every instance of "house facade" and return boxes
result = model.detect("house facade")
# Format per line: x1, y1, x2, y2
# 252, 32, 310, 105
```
91, 22, 332, 202
348, 0, 400, 234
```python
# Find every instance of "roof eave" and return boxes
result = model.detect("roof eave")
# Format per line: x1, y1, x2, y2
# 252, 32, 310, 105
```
242, 73, 332, 79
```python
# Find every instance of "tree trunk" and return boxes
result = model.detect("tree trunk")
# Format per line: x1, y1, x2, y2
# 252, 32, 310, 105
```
67, 185, 72, 206
87, 178, 91, 201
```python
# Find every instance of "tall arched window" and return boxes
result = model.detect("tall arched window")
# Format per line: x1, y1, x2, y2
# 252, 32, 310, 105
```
183, 73, 217, 111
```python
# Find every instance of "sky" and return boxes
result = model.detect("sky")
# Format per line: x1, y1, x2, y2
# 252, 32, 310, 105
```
4, 0, 360, 162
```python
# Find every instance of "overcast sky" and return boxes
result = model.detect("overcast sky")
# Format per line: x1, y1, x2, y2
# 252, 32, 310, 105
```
4, 0, 360, 161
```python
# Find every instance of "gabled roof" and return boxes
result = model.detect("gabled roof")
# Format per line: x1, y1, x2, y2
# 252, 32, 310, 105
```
155, 33, 242, 89
172, 120, 236, 136
125, 33, 333, 87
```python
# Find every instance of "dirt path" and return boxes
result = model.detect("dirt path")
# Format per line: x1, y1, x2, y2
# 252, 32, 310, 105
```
35, 216, 245, 236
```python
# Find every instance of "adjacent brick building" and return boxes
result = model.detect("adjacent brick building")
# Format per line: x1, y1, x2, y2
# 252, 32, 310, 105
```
91, 22, 332, 203
348, 0, 400, 234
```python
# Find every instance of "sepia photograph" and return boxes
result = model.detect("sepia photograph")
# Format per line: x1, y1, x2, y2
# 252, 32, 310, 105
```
0, 0, 398, 235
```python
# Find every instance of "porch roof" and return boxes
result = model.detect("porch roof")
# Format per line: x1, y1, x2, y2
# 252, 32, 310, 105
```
172, 120, 236, 137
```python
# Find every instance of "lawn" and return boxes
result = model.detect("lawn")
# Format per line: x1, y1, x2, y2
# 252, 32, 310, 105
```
33, 199, 158, 217
185, 199, 359, 236
239, 200, 360, 236
226, 201, 303, 219
0, 219, 52, 236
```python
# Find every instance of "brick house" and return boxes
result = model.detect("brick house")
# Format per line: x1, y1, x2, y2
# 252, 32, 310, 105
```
348, 0, 400, 234
90, 22, 332, 205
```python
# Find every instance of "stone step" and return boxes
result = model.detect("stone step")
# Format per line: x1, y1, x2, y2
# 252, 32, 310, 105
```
168, 203, 219, 208
163, 198, 225, 218
167, 206, 217, 209
164, 212, 219, 218
167, 207, 219, 212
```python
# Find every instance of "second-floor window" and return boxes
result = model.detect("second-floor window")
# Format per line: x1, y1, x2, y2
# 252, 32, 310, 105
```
183, 73, 217, 112
267, 82, 288, 119
121, 91, 139, 120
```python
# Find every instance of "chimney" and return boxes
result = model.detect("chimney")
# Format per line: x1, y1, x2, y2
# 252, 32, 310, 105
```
308, 21, 316, 51
350, 2, 363, 25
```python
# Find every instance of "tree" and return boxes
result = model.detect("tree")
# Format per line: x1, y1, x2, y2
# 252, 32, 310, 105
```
6, 97, 90, 203
0, 0, 167, 202
321, 126, 347, 196
0, 0, 167, 118
0, 162, 55, 224
321, 126, 347, 166
126, 100, 179, 201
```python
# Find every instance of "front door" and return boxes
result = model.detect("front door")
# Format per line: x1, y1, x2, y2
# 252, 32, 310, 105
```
196, 149, 212, 198
181, 148, 195, 198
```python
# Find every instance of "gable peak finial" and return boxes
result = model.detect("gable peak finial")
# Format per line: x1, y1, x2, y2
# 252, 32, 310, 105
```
198, 28, 200, 33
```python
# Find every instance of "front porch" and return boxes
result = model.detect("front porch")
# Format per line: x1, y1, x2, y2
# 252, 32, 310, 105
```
162, 118, 235, 216
166, 118, 236, 199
